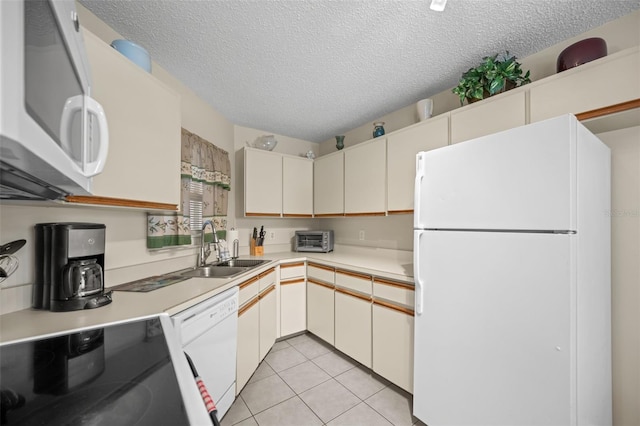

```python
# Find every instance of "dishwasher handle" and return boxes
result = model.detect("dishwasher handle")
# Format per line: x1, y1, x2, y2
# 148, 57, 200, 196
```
185, 352, 220, 426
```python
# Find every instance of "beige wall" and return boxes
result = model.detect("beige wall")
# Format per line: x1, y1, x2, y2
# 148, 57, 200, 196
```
319, 10, 640, 155
598, 126, 640, 426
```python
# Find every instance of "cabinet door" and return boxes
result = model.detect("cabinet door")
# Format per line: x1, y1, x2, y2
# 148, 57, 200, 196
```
530, 47, 640, 123
335, 290, 372, 368
283, 156, 313, 217
314, 152, 344, 216
259, 286, 277, 361
236, 299, 259, 393
84, 30, 181, 204
387, 116, 449, 213
372, 303, 414, 393
307, 280, 335, 345
280, 279, 306, 337
244, 149, 282, 216
450, 90, 526, 144
344, 137, 386, 215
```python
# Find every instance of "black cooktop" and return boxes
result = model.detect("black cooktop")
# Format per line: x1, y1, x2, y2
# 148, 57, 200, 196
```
0, 318, 191, 425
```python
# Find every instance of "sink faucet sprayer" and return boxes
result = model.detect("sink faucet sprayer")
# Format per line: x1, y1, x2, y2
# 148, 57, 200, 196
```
198, 220, 228, 267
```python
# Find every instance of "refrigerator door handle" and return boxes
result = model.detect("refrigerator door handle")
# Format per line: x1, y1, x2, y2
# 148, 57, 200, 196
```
414, 153, 425, 229
414, 230, 424, 315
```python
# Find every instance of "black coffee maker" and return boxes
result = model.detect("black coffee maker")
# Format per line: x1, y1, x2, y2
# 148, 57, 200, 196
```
34, 223, 112, 312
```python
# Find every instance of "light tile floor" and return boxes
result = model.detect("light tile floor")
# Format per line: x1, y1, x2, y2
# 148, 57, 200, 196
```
221, 333, 426, 426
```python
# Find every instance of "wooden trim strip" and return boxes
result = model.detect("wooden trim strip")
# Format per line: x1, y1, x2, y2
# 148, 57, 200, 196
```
281, 262, 305, 268
245, 212, 282, 217
373, 299, 414, 316
374, 277, 415, 290
576, 98, 640, 121
64, 195, 178, 211
259, 285, 276, 299
344, 212, 386, 217
314, 213, 345, 217
281, 278, 305, 285
336, 269, 371, 281
387, 209, 414, 215
259, 267, 276, 278
308, 262, 335, 272
238, 296, 259, 316
283, 213, 313, 218
308, 278, 335, 290
335, 286, 372, 302
239, 276, 259, 289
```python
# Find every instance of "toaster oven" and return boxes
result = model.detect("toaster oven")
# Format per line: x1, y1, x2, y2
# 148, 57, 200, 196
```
295, 230, 334, 253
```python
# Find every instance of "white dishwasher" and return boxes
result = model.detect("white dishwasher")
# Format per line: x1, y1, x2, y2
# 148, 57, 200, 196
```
172, 286, 238, 420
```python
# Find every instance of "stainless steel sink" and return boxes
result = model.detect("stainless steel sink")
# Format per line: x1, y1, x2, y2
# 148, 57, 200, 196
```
179, 266, 247, 278
215, 259, 269, 268
178, 259, 271, 279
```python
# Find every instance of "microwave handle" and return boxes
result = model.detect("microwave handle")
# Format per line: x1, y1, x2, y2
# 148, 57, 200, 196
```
60, 95, 109, 177
84, 96, 109, 177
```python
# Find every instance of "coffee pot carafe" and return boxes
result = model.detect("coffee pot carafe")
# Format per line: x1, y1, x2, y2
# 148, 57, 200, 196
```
34, 223, 112, 312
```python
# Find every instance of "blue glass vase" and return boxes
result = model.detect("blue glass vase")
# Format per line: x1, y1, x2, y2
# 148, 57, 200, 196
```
373, 122, 385, 138
335, 135, 345, 150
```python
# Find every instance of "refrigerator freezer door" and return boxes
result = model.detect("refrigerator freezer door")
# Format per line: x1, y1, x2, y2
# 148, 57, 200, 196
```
413, 230, 574, 426
415, 115, 577, 231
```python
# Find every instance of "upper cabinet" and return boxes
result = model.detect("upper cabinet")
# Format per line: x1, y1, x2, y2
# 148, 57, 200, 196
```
387, 116, 448, 213
530, 47, 640, 123
244, 148, 282, 216
83, 30, 181, 206
344, 137, 386, 216
450, 90, 526, 144
244, 148, 313, 217
314, 151, 344, 216
283, 156, 313, 217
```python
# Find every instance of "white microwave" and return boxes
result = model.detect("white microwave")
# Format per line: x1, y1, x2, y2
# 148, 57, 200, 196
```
0, 0, 109, 200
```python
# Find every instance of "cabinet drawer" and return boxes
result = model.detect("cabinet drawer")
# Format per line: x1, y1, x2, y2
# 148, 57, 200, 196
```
373, 278, 414, 309
259, 268, 276, 292
336, 269, 372, 295
307, 263, 335, 284
238, 276, 259, 307
280, 262, 305, 280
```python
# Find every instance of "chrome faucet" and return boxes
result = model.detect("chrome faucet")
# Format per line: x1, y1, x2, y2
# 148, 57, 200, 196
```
198, 220, 220, 267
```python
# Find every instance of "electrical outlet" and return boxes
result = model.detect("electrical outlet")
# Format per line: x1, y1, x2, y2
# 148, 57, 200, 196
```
269, 231, 275, 240
359, 230, 365, 240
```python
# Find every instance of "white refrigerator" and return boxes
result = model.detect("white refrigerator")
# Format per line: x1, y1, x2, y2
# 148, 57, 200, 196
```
413, 114, 611, 426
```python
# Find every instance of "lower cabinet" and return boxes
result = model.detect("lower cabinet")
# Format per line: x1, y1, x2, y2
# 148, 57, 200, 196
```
307, 280, 335, 345
372, 302, 414, 393
259, 286, 277, 361
280, 262, 307, 337
335, 289, 372, 368
236, 298, 259, 394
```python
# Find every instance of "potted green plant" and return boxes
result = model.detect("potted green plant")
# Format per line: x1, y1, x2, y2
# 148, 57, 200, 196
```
452, 51, 531, 105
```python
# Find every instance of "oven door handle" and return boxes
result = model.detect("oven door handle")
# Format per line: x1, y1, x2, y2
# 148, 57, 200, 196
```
184, 352, 220, 426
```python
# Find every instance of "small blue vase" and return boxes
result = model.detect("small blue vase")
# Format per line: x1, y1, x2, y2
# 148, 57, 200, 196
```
373, 122, 385, 138
335, 135, 345, 150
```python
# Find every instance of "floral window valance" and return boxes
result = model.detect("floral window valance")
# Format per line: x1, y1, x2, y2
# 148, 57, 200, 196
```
147, 128, 231, 249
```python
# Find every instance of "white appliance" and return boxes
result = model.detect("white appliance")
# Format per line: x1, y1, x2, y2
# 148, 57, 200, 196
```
0, 0, 108, 200
172, 286, 239, 420
413, 114, 611, 426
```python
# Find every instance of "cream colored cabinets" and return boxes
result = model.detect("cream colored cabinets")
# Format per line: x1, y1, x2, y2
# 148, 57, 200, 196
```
236, 268, 277, 393
283, 156, 313, 217
530, 47, 640, 123
244, 149, 283, 216
236, 276, 260, 393
372, 278, 415, 393
83, 30, 181, 206
280, 262, 307, 337
344, 138, 387, 215
258, 268, 277, 360
386, 116, 449, 213
450, 91, 526, 144
306, 262, 335, 345
334, 269, 373, 368
313, 152, 344, 216
244, 149, 313, 217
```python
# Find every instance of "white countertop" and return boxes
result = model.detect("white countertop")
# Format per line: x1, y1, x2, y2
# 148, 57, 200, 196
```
0, 245, 413, 344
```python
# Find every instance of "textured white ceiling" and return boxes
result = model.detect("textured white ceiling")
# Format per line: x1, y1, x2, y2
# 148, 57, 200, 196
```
79, 0, 639, 142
